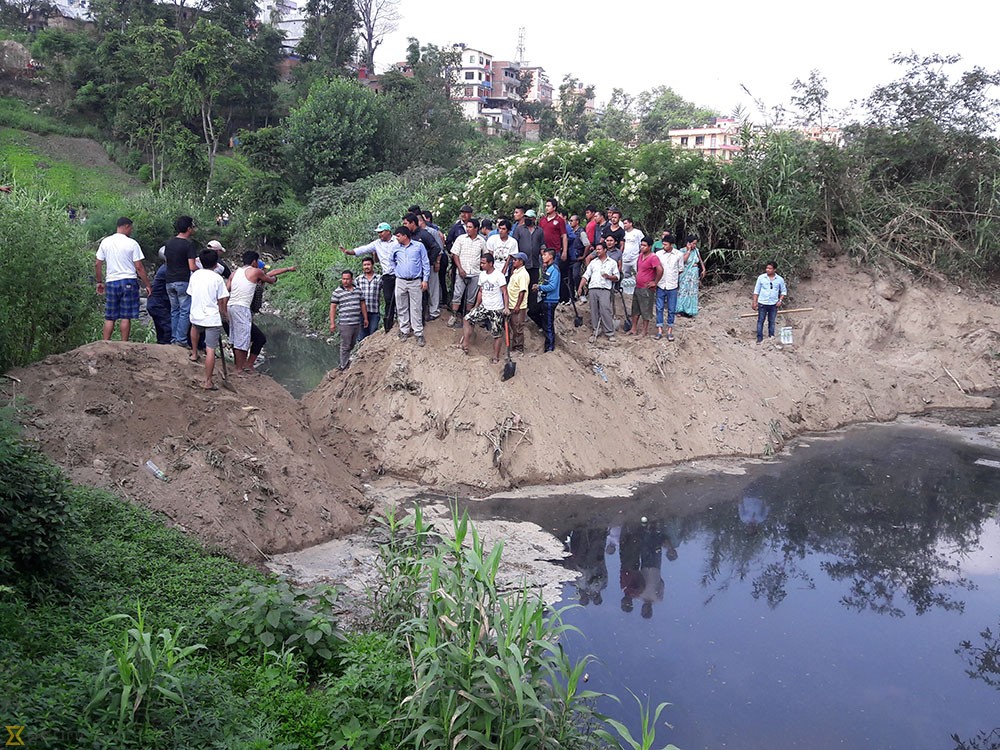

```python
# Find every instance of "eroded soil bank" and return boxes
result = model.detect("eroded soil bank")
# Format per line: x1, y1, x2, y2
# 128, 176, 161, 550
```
9, 257, 999, 562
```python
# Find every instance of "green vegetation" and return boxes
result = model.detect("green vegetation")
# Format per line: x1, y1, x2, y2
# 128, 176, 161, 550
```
0, 97, 101, 139
0, 409, 657, 749
0, 186, 102, 371
0, 126, 135, 206
266, 167, 457, 328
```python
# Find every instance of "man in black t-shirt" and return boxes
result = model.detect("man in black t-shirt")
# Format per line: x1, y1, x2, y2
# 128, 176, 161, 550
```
163, 215, 198, 347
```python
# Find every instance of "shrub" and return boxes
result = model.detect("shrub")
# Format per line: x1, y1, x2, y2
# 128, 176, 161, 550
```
0, 410, 76, 585
381, 506, 610, 750
204, 579, 344, 673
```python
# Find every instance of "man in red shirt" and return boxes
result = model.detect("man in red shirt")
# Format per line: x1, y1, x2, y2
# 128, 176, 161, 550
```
628, 236, 662, 337
540, 198, 569, 305
540, 197, 568, 259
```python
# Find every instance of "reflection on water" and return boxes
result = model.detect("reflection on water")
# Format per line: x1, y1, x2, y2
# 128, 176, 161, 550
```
473, 426, 1000, 750
254, 314, 339, 398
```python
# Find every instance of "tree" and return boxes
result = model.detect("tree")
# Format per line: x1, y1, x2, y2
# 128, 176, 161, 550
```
554, 75, 592, 143
298, 0, 358, 70
376, 38, 468, 167
636, 85, 719, 142
355, 0, 398, 73
861, 52, 1000, 136
173, 19, 244, 193
0, 0, 53, 31
283, 77, 389, 192
591, 88, 636, 143
790, 69, 829, 128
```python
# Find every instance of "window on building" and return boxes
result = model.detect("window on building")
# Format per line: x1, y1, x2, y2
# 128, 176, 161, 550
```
479, 56, 484, 64
468, 55, 475, 63
465, 71, 475, 80
710, 135, 717, 148
680, 136, 689, 146
478, 72, 483, 80
695, 135, 705, 146
465, 86, 473, 97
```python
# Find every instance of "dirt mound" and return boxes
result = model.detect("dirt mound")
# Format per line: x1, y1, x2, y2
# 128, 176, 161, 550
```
305, 258, 1000, 492
10, 342, 363, 563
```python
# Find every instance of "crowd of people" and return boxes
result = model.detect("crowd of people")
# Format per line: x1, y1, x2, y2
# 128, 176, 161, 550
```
95, 215, 295, 390
92, 201, 789, 385
332, 199, 785, 367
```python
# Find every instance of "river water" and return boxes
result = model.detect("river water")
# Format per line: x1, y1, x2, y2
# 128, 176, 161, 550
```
257, 325, 999, 748
469, 424, 1000, 750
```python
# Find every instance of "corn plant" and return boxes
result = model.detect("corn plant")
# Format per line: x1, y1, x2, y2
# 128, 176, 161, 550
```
87, 602, 206, 729
387, 506, 608, 750
600, 690, 679, 750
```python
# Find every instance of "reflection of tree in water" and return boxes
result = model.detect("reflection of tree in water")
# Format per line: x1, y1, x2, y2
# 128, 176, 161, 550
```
953, 619, 1000, 750
697, 442, 999, 616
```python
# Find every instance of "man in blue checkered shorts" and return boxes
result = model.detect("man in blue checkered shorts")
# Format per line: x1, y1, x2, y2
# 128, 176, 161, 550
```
95, 217, 152, 341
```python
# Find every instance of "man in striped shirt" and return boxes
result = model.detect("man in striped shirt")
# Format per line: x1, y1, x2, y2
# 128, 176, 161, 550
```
329, 270, 369, 370
356, 257, 382, 341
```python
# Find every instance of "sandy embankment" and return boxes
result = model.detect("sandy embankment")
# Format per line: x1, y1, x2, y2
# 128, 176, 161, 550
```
8, 257, 999, 563
305, 257, 999, 492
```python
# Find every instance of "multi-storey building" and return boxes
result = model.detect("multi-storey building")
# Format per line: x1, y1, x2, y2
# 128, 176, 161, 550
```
668, 117, 743, 160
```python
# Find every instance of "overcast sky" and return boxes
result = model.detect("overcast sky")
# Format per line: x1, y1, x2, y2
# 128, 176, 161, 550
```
376, 0, 1000, 124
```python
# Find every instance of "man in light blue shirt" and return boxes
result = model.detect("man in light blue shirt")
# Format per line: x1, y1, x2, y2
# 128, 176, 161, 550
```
752, 261, 788, 343
391, 226, 430, 346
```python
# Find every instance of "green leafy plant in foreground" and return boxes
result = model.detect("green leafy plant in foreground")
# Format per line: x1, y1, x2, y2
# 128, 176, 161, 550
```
87, 602, 206, 728
385, 505, 610, 749
204, 579, 344, 672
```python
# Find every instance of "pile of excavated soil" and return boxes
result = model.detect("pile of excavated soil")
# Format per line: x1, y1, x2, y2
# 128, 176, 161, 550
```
9, 342, 364, 563
7, 259, 999, 561
305, 257, 1000, 493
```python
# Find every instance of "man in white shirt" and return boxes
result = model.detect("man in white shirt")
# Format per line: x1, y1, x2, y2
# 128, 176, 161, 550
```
95, 216, 151, 341
461, 253, 509, 363
187, 248, 230, 390
578, 242, 619, 342
448, 218, 486, 327
621, 217, 644, 280
654, 234, 685, 341
340, 222, 400, 333
486, 219, 518, 275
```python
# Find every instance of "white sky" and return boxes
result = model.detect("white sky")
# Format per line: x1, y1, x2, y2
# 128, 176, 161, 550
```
376, 0, 1000, 124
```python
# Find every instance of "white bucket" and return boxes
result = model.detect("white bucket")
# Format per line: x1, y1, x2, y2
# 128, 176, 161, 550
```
779, 326, 793, 345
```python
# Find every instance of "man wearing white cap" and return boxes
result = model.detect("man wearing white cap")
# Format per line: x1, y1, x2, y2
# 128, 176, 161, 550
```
341, 222, 399, 333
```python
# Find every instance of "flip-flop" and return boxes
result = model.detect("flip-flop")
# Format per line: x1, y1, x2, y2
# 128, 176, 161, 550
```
667, 334, 675, 341
655, 332, 662, 340
201, 385, 219, 391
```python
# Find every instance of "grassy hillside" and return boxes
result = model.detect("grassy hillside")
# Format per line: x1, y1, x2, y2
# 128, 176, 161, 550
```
0, 127, 142, 207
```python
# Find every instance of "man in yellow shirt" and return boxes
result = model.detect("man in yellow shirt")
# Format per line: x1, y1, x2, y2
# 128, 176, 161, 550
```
506, 252, 530, 352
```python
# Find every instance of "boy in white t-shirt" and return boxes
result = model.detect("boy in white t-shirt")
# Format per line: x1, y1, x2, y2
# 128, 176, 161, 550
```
187, 248, 230, 390
461, 252, 509, 363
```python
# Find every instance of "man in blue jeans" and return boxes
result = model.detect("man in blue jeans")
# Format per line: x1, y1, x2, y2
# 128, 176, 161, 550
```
654, 237, 684, 341
752, 260, 788, 343
533, 248, 561, 352
163, 215, 197, 347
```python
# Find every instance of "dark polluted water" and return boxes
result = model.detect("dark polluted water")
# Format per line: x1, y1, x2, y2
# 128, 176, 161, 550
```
470, 424, 1000, 750
254, 314, 339, 398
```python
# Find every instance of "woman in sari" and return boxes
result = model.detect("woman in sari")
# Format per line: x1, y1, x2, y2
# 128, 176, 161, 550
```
676, 234, 706, 317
